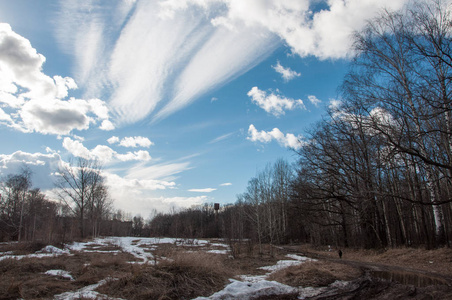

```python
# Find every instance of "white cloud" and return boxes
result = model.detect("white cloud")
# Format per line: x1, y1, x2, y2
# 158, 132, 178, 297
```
272, 61, 300, 82
0, 108, 12, 122
116, 150, 152, 162
100, 119, 115, 131
207, 0, 409, 59
107, 136, 120, 144
52, 0, 410, 124
0, 150, 65, 189
119, 136, 154, 148
155, 25, 279, 121
247, 124, 304, 150
107, 136, 154, 148
209, 132, 234, 144
62, 137, 152, 163
188, 188, 216, 192
62, 137, 91, 159
220, 182, 232, 186
20, 99, 91, 135
104, 172, 176, 199
0, 149, 183, 217
161, 196, 206, 206
0, 23, 56, 99
126, 161, 192, 182
329, 99, 342, 110
248, 86, 305, 117
308, 95, 321, 107
0, 23, 112, 135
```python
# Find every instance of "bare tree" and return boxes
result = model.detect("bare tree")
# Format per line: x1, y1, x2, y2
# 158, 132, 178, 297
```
55, 158, 106, 238
0, 168, 32, 241
341, 0, 452, 245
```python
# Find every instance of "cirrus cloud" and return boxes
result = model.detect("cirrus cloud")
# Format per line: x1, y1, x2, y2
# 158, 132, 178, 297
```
188, 188, 216, 193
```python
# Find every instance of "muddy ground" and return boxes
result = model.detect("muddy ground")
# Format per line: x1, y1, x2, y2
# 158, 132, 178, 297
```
284, 246, 452, 299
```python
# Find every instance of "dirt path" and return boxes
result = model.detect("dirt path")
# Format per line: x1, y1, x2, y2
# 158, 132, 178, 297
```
280, 246, 452, 299
303, 249, 452, 285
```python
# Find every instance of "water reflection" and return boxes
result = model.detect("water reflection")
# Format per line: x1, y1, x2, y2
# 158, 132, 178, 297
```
370, 270, 450, 287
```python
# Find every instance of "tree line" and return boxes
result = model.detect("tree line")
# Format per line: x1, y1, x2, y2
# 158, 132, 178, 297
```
0, 160, 133, 243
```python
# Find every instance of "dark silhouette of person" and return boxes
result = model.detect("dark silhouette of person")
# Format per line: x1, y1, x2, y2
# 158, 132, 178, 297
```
338, 249, 343, 259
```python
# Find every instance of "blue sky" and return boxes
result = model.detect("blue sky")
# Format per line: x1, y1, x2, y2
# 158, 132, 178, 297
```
0, 0, 409, 217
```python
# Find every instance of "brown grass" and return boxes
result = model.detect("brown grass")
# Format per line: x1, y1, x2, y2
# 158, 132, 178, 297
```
97, 252, 234, 299
298, 244, 452, 276
0, 251, 136, 299
268, 260, 362, 288
0, 241, 53, 255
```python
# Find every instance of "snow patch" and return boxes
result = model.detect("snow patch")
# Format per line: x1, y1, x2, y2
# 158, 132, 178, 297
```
45, 269, 74, 280
39, 245, 70, 255
194, 279, 297, 300
54, 278, 123, 300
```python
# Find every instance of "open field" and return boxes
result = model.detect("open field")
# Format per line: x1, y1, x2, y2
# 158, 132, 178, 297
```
0, 239, 451, 299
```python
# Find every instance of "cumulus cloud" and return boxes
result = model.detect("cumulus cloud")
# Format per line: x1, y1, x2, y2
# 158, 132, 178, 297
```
120, 136, 154, 148
0, 23, 113, 135
62, 137, 152, 163
188, 188, 216, 193
107, 136, 154, 148
308, 95, 321, 107
99, 119, 115, 131
0, 23, 55, 99
0, 108, 12, 122
0, 150, 65, 189
207, 0, 408, 59
107, 136, 120, 144
116, 150, 152, 162
329, 99, 342, 110
248, 86, 305, 117
272, 61, 300, 82
247, 124, 305, 150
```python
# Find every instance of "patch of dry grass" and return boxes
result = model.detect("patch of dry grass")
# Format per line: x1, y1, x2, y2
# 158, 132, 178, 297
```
97, 252, 234, 300
0, 250, 136, 299
268, 260, 362, 288
0, 241, 52, 256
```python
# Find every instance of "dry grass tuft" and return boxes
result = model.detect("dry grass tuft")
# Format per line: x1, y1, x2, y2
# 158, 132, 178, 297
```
98, 252, 234, 299
268, 260, 362, 288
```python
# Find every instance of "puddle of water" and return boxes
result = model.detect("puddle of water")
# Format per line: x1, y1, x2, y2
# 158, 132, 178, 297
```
370, 270, 450, 287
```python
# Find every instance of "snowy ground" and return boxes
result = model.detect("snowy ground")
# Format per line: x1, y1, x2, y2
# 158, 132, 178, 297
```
0, 237, 348, 299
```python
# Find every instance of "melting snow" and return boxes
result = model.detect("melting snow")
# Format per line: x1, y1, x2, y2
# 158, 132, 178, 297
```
0, 245, 70, 261
45, 269, 74, 281
54, 278, 124, 300
194, 279, 297, 300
